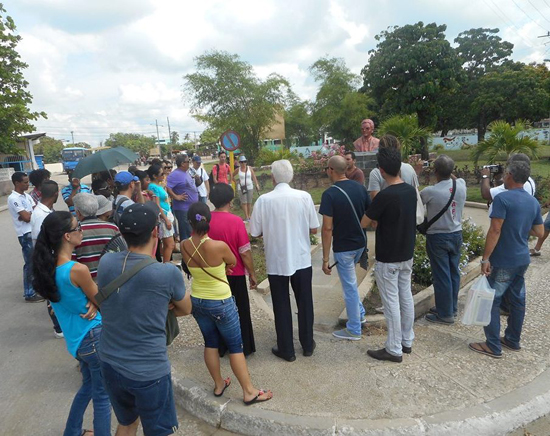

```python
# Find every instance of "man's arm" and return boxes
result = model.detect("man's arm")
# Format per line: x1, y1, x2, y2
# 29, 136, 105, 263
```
481, 217, 504, 275
18, 210, 31, 223
530, 224, 545, 238
171, 292, 192, 316
212, 166, 218, 184
166, 186, 186, 201
480, 168, 492, 201
205, 179, 210, 196
321, 215, 333, 275
240, 249, 257, 289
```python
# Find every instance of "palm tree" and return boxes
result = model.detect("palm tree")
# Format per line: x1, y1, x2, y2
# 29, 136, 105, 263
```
472, 120, 539, 164
378, 114, 431, 160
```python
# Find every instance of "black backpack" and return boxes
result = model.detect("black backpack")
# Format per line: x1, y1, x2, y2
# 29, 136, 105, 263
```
209, 164, 219, 184
111, 196, 128, 226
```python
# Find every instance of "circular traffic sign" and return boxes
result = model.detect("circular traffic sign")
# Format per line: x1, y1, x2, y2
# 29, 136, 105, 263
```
220, 130, 241, 152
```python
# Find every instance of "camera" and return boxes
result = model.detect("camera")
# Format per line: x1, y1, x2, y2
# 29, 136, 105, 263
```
483, 164, 503, 174
423, 161, 430, 168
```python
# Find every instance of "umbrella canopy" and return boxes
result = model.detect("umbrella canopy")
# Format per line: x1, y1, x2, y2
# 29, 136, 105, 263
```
71, 147, 139, 179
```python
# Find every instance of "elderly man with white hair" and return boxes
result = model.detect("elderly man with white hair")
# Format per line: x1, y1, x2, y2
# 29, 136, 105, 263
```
73, 193, 120, 280
250, 160, 320, 362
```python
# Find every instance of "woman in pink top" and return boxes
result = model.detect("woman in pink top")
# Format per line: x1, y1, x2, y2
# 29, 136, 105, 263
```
208, 183, 257, 356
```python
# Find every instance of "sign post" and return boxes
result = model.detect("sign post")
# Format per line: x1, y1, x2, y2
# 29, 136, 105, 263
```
219, 130, 241, 191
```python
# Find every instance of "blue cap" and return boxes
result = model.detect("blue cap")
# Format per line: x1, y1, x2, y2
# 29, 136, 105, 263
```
192, 155, 202, 163
114, 171, 139, 185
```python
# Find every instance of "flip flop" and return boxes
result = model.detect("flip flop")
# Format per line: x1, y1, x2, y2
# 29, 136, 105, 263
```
243, 389, 273, 406
468, 342, 502, 359
81, 430, 93, 436
500, 337, 521, 352
530, 249, 541, 257
213, 377, 231, 397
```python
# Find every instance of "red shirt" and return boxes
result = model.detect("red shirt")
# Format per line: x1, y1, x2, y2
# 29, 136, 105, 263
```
212, 163, 232, 184
208, 211, 250, 276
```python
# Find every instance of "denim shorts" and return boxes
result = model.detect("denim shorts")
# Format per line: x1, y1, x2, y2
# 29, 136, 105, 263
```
544, 213, 550, 231
191, 296, 243, 354
100, 362, 178, 436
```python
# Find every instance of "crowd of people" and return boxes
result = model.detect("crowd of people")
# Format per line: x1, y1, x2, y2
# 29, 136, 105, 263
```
5, 119, 546, 434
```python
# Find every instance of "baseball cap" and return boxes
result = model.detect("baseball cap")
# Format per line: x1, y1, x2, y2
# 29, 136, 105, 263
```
95, 195, 112, 216
239, 155, 247, 162
119, 202, 160, 235
192, 155, 202, 163
114, 171, 139, 185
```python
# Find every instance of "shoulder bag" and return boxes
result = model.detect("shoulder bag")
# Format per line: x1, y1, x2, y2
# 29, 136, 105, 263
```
331, 184, 369, 270
417, 178, 456, 235
96, 255, 180, 346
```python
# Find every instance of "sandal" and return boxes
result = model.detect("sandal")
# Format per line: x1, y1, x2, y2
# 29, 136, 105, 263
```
500, 337, 521, 352
530, 248, 541, 257
468, 342, 502, 359
213, 377, 231, 397
243, 389, 273, 406
81, 430, 93, 436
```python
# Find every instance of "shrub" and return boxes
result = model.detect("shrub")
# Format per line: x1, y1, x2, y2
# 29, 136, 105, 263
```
412, 218, 484, 287
256, 147, 298, 166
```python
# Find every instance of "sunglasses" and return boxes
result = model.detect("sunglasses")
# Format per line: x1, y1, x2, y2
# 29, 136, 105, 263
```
67, 222, 82, 233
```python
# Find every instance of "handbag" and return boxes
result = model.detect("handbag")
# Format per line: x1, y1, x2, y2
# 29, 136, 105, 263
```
331, 185, 369, 270
96, 254, 180, 346
417, 179, 456, 235
239, 167, 249, 195
415, 187, 425, 226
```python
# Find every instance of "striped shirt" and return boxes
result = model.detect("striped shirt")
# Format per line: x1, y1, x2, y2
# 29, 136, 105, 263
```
73, 217, 120, 279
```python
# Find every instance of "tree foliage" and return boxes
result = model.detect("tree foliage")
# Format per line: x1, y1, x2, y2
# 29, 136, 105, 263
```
284, 100, 317, 147
0, 4, 46, 153
362, 22, 461, 129
310, 57, 373, 144
471, 120, 540, 163
104, 132, 156, 156
378, 114, 431, 159
184, 50, 291, 163
34, 136, 64, 163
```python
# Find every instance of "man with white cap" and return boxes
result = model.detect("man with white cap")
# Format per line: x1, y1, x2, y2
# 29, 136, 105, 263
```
234, 155, 260, 222
96, 195, 113, 222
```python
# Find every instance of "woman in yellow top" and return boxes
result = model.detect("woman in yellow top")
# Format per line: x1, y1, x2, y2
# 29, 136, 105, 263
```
181, 202, 273, 406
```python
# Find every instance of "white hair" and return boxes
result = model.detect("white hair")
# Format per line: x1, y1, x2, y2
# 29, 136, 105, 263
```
73, 193, 99, 217
271, 159, 294, 184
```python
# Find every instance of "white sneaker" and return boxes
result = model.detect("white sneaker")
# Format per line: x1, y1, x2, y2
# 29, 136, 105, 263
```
54, 330, 64, 339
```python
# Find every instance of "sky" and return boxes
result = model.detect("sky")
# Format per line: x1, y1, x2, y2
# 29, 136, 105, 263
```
5, 0, 550, 147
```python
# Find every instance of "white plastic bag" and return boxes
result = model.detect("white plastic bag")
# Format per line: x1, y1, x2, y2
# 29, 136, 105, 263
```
461, 275, 495, 326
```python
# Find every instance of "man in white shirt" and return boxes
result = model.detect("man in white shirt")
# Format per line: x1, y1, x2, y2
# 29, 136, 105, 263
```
31, 180, 58, 244
250, 160, 320, 361
191, 155, 209, 204
8, 171, 43, 302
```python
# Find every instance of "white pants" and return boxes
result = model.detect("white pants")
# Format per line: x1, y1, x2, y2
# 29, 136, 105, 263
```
374, 259, 415, 356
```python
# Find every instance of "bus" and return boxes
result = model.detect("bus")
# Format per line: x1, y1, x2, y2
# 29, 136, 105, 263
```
61, 147, 90, 173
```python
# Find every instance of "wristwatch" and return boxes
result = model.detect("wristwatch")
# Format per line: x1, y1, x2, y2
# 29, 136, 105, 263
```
480, 259, 490, 264
481, 175, 488, 179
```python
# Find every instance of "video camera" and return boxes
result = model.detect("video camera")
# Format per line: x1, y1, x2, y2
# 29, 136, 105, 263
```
482, 164, 503, 174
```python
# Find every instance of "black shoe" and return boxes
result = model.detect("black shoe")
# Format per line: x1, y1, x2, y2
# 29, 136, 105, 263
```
430, 306, 458, 318
271, 346, 296, 362
367, 348, 402, 363
25, 294, 45, 303
402, 345, 412, 354
303, 340, 316, 357
425, 313, 454, 325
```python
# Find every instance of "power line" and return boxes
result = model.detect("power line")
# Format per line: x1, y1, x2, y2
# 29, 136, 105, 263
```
482, 0, 539, 48
526, 0, 550, 25
511, 0, 550, 33
544, 0, 550, 9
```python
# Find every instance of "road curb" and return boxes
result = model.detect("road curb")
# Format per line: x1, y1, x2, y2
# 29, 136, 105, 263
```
172, 364, 550, 435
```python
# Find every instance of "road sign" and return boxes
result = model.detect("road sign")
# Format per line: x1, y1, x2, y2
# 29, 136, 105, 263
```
220, 130, 240, 152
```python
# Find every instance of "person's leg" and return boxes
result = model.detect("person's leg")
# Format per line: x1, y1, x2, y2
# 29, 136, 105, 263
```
503, 265, 529, 349
426, 234, 454, 320
46, 301, 63, 335
483, 267, 514, 355
375, 261, 403, 356
290, 267, 314, 352
200, 196, 207, 204
227, 275, 256, 356
63, 359, 92, 436
397, 259, 415, 349
334, 249, 363, 336
18, 233, 35, 299
448, 232, 463, 316
533, 214, 550, 252
161, 236, 174, 263
267, 274, 295, 357
205, 347, 225, 393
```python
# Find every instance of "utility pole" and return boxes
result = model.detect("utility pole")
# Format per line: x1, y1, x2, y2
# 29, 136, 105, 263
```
71, 131, 74, 144
167, 117, 172, 158
155, 119, 161, 156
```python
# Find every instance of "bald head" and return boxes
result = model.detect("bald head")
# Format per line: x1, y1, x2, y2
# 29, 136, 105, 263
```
328, 156, 347, 175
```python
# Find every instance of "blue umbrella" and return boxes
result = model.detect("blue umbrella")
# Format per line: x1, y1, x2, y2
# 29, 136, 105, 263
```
71, 146, 139, 179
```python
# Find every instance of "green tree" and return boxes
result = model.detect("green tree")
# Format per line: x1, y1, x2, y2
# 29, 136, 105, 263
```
284, 100, 317, 147
0, 4, 46, 153
184, 50, 291, 164
74, 141, 91, 149
310, 56, 374, 144
472, 120, 539, 164
362, 22, 461, 153
170, 131, 179, 146
34, 136, 64, 163
378, 114, 431, 159
104, 132, 156, 155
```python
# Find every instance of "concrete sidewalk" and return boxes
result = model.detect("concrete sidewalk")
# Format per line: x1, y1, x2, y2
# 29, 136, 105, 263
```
169, 248, 550, 435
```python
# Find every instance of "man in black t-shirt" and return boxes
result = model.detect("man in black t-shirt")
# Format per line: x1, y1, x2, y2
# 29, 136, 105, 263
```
362, 147, 417, 363
320, 155, 371, 341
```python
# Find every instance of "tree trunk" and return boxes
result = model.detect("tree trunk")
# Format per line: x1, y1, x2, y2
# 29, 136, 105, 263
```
417, 111, 430, 160
477, 114, 486, 143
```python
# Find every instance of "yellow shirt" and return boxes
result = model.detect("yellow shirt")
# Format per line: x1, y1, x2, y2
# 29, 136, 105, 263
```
189, 263, 231, 300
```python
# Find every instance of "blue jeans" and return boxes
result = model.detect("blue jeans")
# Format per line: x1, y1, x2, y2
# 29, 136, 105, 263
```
199, 196, 207, 204
101, 362, 178, 435
17, 232, 34, 299
192, 296, 243, 353
426, 231, 463, 320
334, 248, 366, 336
173, 209, 191, 240
484, 265, 529, 355
64, 326, 111, 436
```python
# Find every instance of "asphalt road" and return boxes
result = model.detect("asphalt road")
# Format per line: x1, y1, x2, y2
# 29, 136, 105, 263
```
0, 192, 232, 435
